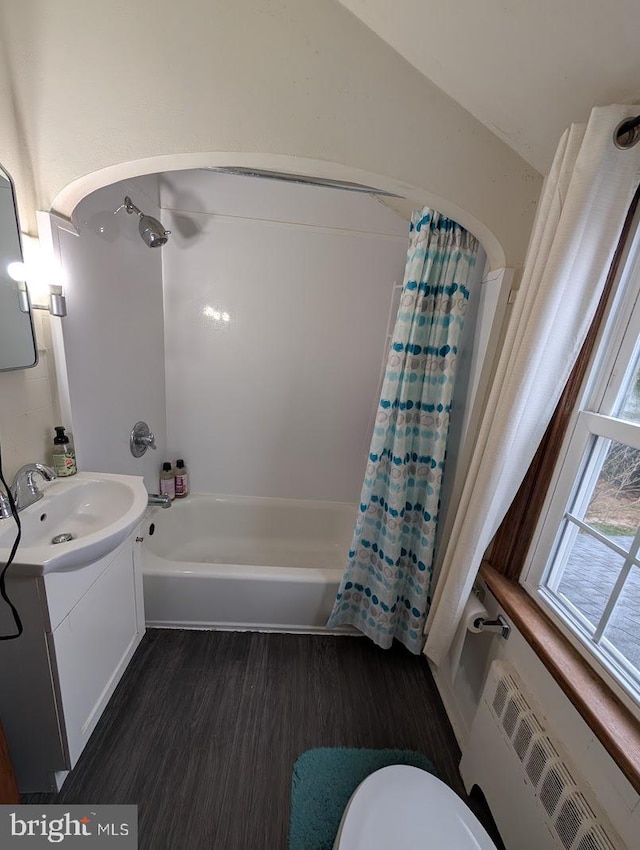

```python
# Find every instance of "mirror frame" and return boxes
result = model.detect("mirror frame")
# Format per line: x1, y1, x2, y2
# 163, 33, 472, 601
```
0, 163, 38, 371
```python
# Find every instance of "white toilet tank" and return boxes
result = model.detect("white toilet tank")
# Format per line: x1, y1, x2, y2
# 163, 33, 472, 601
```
333, 765, 497, 849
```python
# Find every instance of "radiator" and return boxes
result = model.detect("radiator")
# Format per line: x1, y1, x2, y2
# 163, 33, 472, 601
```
460, 660, 625, 850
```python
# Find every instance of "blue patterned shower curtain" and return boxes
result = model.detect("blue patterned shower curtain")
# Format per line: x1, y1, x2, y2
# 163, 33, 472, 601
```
327, 208, 479, 653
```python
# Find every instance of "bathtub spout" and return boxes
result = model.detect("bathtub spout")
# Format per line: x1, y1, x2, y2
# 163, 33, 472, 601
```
148, 493, 172, 509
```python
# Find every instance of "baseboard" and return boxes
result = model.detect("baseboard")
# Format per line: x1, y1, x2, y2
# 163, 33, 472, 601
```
144, 621, 360, 636
429, 659, 470, 750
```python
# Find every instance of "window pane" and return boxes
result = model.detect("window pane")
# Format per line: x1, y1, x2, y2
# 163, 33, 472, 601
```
602, 567, 640, 673
618, 352, 640, 423
583, 439, 640, 541
555, 528, 626, 630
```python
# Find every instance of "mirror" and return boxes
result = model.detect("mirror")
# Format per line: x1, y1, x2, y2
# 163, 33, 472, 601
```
0, 165, 37, 371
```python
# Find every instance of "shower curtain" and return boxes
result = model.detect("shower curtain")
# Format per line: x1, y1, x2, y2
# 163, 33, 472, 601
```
327, 207, 479, 653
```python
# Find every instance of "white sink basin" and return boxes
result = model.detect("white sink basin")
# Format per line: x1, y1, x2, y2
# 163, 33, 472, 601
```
0, 472, 148, 575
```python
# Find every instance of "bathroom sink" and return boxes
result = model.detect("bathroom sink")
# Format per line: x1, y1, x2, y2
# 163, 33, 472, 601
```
0, 472, 148, 575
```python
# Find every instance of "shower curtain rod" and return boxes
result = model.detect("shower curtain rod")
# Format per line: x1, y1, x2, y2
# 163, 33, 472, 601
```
202, 167, 402, 197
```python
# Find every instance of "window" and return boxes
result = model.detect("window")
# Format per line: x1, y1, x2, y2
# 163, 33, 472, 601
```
523, 216, 640, 713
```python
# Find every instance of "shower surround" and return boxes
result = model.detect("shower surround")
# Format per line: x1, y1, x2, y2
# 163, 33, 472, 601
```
51, 170, 485, 633
153, 173, 409, 628
160, 170, 409, 502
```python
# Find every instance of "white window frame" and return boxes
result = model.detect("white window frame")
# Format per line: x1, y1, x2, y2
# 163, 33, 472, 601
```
522, 209, 640, 719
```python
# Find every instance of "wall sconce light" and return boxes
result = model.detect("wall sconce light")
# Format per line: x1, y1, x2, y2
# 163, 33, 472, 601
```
7, 259, 68, 318
48, 284, 67, 317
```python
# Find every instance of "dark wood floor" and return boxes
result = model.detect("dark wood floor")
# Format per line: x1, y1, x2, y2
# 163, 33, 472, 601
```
26, 630, 497, 849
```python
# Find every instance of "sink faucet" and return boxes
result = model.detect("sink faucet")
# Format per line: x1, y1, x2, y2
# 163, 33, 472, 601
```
1, 463, 57, 516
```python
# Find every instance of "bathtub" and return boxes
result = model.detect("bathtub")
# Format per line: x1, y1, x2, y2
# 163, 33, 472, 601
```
141, 493, 358, 632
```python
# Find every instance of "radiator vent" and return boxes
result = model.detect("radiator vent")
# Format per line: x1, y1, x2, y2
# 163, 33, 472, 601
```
513, 713, 541, 761
492, 678, 509, 716
540, 764, 570, 816
486, 662, 620, 850
526, 734, 558, 787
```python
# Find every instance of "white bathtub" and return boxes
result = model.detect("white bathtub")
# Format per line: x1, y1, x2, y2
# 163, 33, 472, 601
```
141, 494, 357, 631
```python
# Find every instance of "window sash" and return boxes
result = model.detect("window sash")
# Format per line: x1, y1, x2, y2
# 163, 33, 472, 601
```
582, 412, 640, 449
543, 428, 640, 643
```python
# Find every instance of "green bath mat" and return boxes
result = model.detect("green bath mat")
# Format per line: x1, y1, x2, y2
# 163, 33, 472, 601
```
288, 747, 437, 850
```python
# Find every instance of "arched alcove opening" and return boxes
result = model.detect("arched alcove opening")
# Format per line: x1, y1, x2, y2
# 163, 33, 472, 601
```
43, 157, 510, 609
51, 153, 506, 271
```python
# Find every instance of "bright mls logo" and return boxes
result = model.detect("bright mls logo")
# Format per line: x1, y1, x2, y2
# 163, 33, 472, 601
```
10, 812, 93, 842
0, 805, 137, 847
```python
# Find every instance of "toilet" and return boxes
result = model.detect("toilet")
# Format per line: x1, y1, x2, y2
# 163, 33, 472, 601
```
333, 765, 498, 849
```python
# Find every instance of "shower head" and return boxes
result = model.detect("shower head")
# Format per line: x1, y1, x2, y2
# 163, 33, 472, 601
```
114, 195, 171, 248
138, 213, 170, 248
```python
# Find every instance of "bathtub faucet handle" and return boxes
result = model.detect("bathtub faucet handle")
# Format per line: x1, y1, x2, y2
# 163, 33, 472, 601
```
130, 421, 157, 457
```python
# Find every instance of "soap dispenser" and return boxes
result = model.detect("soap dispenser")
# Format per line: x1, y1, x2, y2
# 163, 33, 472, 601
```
52, 426, 77, 477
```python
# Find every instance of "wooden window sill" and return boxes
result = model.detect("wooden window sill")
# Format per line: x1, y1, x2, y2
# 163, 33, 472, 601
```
479, 562, 640, 795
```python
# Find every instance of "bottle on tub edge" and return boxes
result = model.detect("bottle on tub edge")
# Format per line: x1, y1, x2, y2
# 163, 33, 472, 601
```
52, 426, 77, 477
159, 461, 175, 501
175, 458, 189, 498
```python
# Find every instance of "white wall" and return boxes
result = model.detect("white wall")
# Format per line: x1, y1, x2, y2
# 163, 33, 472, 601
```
433, 585, 640, 847
0, 0, 540, 270
50, 176, 166, 491
161, 171, 408, 501
337, 1, 640, 175
0, 312, 60, 481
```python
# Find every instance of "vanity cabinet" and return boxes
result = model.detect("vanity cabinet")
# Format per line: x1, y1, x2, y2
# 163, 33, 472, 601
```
0, 532, 145, 792
0, 719, 19, 803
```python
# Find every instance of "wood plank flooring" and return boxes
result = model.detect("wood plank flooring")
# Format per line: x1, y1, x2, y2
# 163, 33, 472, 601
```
25, 630, 497, 849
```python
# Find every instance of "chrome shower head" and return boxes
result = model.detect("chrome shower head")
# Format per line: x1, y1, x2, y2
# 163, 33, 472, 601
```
114, 195, 171, 248
137, 213, 170, 248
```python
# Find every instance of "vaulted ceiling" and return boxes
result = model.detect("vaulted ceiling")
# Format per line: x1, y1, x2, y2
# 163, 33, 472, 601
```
338, 0, 640, 174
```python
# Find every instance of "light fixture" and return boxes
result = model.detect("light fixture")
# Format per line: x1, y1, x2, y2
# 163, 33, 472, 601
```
7, 245, 68, 318
48, 284, 67, 317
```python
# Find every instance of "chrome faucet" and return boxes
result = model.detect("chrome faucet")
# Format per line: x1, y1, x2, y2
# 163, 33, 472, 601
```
147, 493, 172, 509
0, 463, 57, 517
